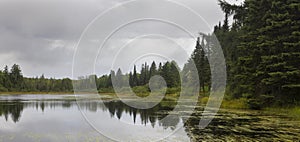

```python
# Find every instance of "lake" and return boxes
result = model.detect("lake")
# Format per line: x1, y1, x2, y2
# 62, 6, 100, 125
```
0, 94, 299, 142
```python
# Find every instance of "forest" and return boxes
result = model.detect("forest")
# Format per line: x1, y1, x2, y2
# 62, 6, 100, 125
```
215, 0, 300, 109
0, 64, 73, 92
0, 0, 299, 110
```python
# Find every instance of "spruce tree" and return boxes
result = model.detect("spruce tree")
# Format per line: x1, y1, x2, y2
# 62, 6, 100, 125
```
149, 61, 157, 77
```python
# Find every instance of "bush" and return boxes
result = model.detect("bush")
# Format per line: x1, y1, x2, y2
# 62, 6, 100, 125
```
166, 87, 180, 94
200, 96, 209, 104
0, 85, 8, 92
132, 86, 149, 93
247, 99, 262, 110
247, 95, 274, 110
98, 87, 115, 93
221, 98, 248, 109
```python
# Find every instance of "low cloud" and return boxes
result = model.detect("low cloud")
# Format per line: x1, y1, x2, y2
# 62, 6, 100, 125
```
0, 0, 238, 78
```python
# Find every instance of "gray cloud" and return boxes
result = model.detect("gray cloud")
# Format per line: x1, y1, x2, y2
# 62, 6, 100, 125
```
0, 0, 242, 78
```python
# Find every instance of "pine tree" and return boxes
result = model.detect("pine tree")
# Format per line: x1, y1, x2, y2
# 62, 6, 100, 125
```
3, 65, 11, 90
132, 65, 138, 86
158, 63, 163, 74
223, 13, 229, 31
139, 63, 150, 85
188, 36, 211, 92
115, 68, 123, 88
149, 61, 157, 77
129, 72, 133, 87
9, 64, 23, 91
217, 0, 300, 108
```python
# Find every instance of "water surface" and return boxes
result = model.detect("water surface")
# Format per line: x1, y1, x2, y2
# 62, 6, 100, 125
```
0, 94, 299, 142
0, 94, 189, 142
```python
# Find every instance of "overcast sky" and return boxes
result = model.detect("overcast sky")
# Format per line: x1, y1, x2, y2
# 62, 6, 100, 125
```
0, 0, 243, 79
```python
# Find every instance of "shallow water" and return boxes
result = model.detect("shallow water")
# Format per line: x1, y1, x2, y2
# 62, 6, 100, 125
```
0, 94, 299, 142
185, 109, 300, 141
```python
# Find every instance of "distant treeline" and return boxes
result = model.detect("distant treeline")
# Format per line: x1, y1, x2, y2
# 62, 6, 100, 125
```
95, 61, 181, 90
0, 64, 72, 92
74, 37, 211, 94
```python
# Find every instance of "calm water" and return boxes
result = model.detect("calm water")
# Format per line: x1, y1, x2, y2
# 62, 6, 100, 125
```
0, 94, 189, 142
0, 94, 299, 142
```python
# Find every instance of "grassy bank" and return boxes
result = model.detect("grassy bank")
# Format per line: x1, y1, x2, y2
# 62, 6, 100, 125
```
221, 98, 248, 109
1, 91, 299, 120
264, 107, 300, 120
200, 96, 300, 120
200, 96, 248, 109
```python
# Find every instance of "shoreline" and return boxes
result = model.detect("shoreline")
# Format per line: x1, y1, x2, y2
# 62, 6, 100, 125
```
0, 92, 119, 96
1, 92, 299, 117
0, 92, 74, 95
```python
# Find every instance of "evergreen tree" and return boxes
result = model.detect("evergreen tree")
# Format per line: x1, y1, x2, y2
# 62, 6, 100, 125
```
149, 61, 157, 77
3, 65, 11, 90
108, 70, 115, 88
116, 68, 123, 88
9, 64, 23, 91
37, 74, 47, 92
161, 61, 180, 88
139, 63, 150, 85
217, 0, 300, 108
170, 61, 180, 87
0, 70, 6, 91
158, 63, 163, 76
132, 65, 138, 86
222, 13, 229, 31
129, 72, 133, 87
188, 36, 211, 92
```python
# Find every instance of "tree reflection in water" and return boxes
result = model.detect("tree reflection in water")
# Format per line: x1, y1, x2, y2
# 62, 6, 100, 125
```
103, 100, 180, 130
0, 98, 181, 130
0, 100, 24, 123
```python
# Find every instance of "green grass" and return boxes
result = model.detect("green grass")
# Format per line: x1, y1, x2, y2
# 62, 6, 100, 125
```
264, 107, 300, 120
221, 98, 248, 109
200, 96, 248, 109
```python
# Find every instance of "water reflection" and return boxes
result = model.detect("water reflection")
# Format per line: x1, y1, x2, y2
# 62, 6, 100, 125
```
0, 100, 24, 123
0, 100, 76, 123
0, 95, 193, 142
103, 100, 180, 130
0, 95, 181, 130
1, 95, 299, 141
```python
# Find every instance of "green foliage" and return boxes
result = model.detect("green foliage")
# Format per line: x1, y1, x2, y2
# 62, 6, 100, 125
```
98, 87, 115, 93
264, 107, 300, 120
149, 61, 157, 77
181, 34, 213, 95
93, 61, 182, 95
221, 98, 248, 109
132, 86, 149, 94
0, 85, 8, 92
216, 0, 300, 108
0, 64, 73, 93
247, 95, 275, 110
132, 65, 138, 86
161, 61, 181, 88
165, 87, 180, 94
9, 64, 23, 90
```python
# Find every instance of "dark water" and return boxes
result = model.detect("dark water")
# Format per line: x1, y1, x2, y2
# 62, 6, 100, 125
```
0, 94, 299, 142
